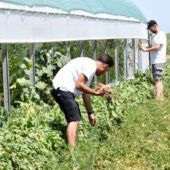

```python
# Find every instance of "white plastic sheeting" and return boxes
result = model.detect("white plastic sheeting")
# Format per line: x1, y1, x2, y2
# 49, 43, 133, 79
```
0, 2, 148, 43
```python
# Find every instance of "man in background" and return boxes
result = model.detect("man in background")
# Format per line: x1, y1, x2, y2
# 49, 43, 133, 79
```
139, 20, 167, 100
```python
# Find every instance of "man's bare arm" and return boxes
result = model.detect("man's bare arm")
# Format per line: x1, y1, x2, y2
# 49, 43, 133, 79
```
139, 44, 161, 52
82, 93, 93, 113
82, 93, 96, 126
75, 73, 104, 96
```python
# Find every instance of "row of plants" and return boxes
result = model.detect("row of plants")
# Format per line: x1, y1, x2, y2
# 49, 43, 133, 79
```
0, 40, 170, 169
0, 40, 126, 106
1, 65, 170, 169
0, 34, 169, 105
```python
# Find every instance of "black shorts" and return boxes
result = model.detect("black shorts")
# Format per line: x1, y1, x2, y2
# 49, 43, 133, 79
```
152, 63, 164, 81
51, 88, 81, 123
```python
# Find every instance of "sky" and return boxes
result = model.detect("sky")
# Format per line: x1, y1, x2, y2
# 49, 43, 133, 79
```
132, 0, 170, 33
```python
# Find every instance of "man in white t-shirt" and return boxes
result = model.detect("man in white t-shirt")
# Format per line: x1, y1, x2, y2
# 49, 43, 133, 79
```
139, 20, 167, 100
51, 54, 114, 147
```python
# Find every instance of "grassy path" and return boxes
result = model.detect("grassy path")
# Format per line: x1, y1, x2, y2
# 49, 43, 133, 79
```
92, 99, 170, 170
59, 98, 170, 170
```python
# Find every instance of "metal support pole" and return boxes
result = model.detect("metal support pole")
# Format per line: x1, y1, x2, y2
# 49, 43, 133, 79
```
80, 41, 85, 57
104, 40, 109, 84
148, 30, 151, 66
29, 44, 36, 86
124, 39, 128, 79
2, 44, 10, 111
114, 41, 119, 82
132, 39, 136, 76
126, 39, 135, 79
66, 42, 71, 58
138, 39, 143, 72
134, 39, 138, 73
92, 41, 98, 87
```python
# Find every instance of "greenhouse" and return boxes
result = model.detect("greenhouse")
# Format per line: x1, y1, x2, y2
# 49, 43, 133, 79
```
0, 0, 149, 111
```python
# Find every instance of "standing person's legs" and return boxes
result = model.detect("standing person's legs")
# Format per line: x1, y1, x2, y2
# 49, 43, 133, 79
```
152, 63, 164, 100
155, 80, 163, 99
67, 121, 79, 147
51, 88, 81, 147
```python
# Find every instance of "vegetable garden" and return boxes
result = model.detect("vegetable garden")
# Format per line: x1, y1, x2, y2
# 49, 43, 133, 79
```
0, 42, 170, 169
1, 0, 170, 169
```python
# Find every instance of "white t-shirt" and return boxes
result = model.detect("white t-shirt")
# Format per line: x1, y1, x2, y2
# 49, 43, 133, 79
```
150, 30, 167, 64
52, 57, 96, 96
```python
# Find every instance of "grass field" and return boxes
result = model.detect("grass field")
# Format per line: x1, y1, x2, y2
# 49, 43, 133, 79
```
1, 71, 170, 169
58, 97, 170, 170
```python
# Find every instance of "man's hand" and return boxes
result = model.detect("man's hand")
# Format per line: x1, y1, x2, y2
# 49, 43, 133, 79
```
95, 83, 112, 101
76, 74, 104, 96
94, 83, 111, 96
94, 88, 105, 96
88, 114, 96, 126
140, 44, 161, 52
95, 84, 110, 91
139, 45, 147, 52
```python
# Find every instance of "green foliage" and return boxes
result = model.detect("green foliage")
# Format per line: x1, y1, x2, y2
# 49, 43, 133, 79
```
1, 40, 125, 105
0, 42, 170, 169
0, 102, 66, 169
1, 67, 170, 169
34, 44, 71, 104
80, 99, 170, 170
0, 44, 28, 105
9, 43, 71, 105
10, 57, 39, 105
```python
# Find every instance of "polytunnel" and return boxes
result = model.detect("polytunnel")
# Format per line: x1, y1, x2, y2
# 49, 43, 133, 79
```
0, 0, 149, 111
0, 0, 148, 42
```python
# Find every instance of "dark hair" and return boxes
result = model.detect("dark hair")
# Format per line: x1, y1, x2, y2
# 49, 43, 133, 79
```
147, 20, 157, 29
97, 54, 114, 67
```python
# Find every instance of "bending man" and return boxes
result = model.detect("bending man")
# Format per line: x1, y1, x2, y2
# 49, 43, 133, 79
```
51, 54, 114, 147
